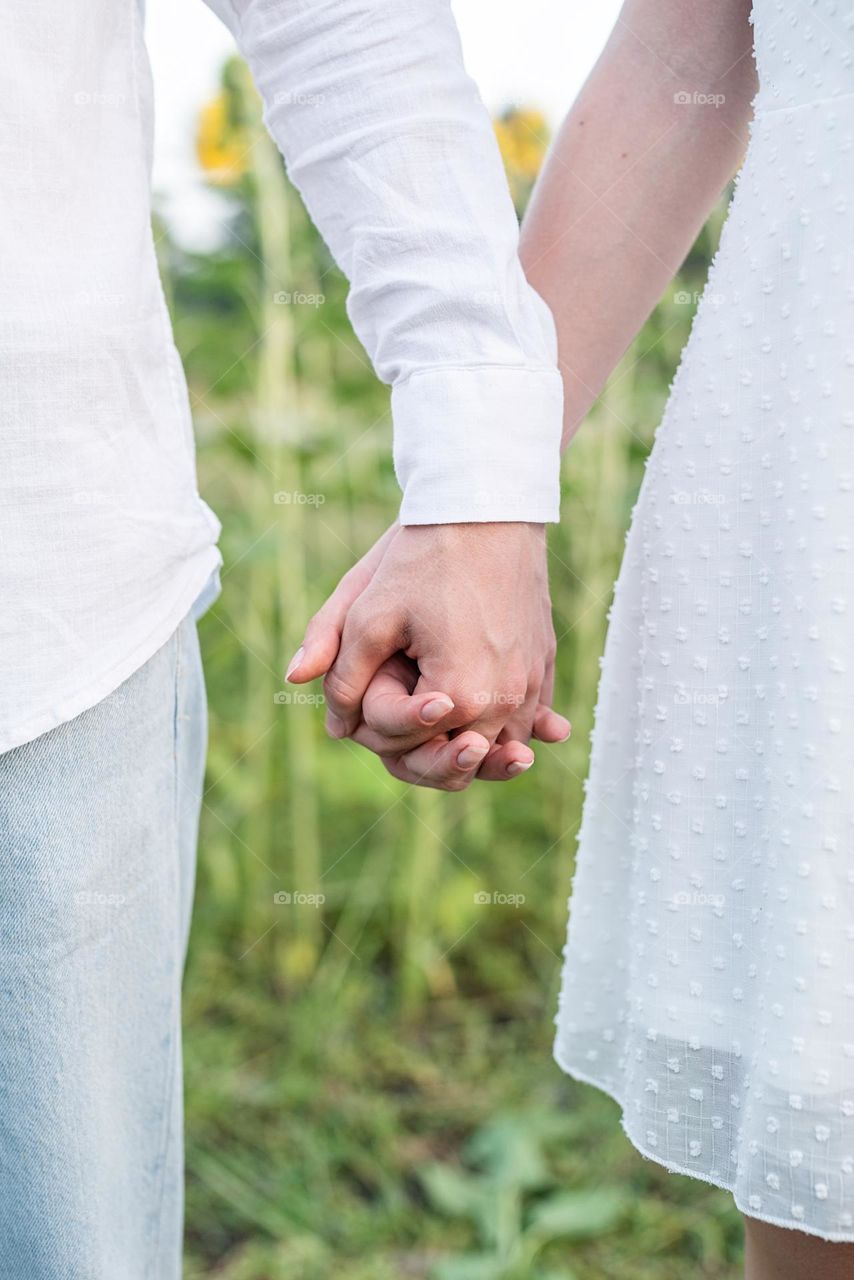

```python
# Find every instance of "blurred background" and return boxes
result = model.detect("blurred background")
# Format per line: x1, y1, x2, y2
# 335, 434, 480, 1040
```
147, 3, 741, 1277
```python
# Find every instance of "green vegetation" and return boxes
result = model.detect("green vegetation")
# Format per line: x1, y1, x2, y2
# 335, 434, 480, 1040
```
165, 58, 743, 1280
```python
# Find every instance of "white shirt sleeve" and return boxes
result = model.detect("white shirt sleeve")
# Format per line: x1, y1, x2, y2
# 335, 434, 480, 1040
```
201, 0, 563, 524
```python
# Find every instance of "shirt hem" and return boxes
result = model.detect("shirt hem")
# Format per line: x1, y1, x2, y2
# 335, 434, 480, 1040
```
0, 547, 222, 756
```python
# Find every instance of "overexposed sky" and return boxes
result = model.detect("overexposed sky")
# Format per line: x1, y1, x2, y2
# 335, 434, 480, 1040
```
146, 0, 623, 245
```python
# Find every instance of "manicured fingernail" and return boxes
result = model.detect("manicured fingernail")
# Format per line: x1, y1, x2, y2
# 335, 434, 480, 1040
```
326, 713, 346, 739
285, 646, 304, 681
506, 760, 533, 777
456, 744, 488, 769
420, 696, 454, 725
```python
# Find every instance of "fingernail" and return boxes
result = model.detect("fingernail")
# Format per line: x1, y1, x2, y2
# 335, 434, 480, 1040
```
285, 646, 305, 681
456, 744, 489, 770
326, 713, 346, 739
506, 760, 533, 777
420, 696, 454, 725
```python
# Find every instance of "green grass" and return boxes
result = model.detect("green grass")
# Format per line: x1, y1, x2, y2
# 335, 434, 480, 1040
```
181, 967, 744, 1278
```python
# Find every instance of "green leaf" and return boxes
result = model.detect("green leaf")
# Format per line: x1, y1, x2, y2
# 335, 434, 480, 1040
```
418, 1163, 488, 1221
464, 1116, 549, 1190
433, 1254, 508, 1280
526, 1189, 628, 1242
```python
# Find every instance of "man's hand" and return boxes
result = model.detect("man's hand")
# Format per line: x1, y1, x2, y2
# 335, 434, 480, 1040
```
285, 523, 570, 790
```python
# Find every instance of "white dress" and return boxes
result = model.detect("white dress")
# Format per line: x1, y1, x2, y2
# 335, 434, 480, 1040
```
554, 0, 854, 1241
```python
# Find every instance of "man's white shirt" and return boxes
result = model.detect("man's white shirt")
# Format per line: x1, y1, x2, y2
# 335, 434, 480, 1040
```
0, 0, 561, 752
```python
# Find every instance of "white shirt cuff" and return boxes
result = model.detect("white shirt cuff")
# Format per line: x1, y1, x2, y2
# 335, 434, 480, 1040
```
392, 366, 563, 525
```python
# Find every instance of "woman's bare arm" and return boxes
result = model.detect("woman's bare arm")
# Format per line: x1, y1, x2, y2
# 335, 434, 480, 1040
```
521, 0, 757, 447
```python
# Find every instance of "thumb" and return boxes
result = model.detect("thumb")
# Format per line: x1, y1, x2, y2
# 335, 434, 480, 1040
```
286, 611, 342, 684
286, 524, 400, 685
323, 599, 404, 737
285, 557, 381, 685
532, 703, 572, 743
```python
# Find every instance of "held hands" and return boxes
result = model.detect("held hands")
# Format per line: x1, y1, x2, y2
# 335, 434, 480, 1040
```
285, 522, 570, 791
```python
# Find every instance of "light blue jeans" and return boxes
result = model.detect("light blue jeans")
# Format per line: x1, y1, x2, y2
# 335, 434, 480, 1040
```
0, 614, 206, 1279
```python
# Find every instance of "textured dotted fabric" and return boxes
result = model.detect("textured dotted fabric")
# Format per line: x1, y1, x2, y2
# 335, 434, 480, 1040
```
554, 0, 854, 1240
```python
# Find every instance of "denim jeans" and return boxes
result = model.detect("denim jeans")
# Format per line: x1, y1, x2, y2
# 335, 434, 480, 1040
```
0, 614, 206, 1278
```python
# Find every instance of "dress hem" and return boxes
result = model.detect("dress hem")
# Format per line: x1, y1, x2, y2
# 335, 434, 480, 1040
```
553, 1042, 854, 1244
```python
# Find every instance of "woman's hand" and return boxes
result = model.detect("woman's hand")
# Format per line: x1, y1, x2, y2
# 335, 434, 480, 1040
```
285, 522, 571, 790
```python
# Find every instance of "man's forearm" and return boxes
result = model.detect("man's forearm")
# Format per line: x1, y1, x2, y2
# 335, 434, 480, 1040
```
520, 0, 757, 449
204, 0, 562, 524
